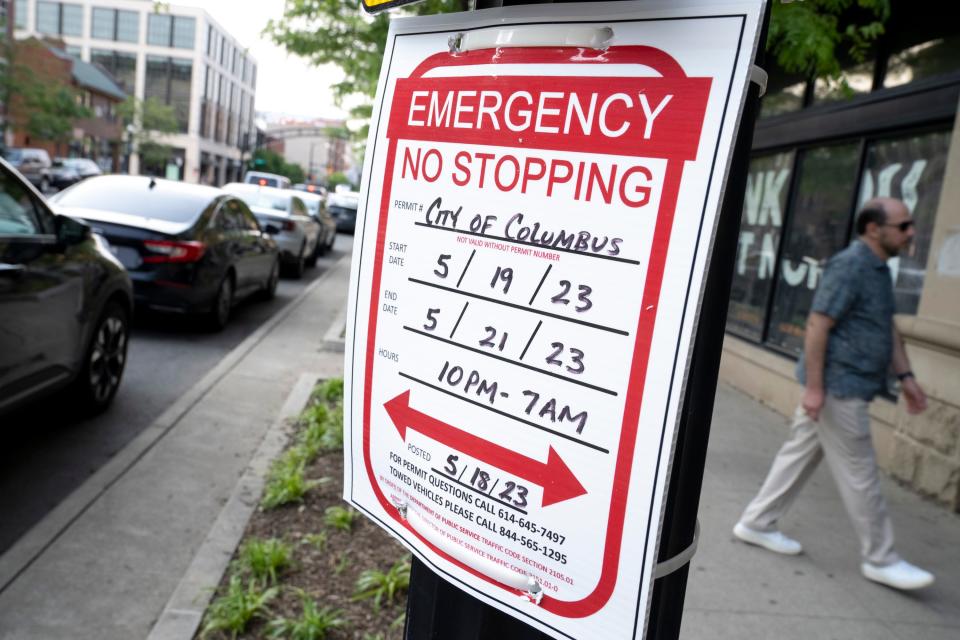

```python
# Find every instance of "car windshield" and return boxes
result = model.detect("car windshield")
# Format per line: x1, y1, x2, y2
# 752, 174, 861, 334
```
232, 191, 291, 213
52, 178, 212, 222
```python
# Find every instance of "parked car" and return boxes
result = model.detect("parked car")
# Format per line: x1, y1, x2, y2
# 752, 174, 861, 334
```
293, 183, 327, 198
5, 147, 53, 191
50, 175, 280, 330
0, 158, 133, 416
58, 157, 103, 181
327, 190, 359, 233
296, 190, 337, 254
243, 171, 291, 189
221, 182, 321, 278
49, 160, 81, 190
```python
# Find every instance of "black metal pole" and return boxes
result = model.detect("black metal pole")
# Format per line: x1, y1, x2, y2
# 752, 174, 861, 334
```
646, 4, 771, 639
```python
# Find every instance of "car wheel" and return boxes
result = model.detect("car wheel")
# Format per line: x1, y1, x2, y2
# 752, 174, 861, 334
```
70, 301, 129, 416
306, 237, 319, 267
288, 244, 306, 279
207, 274, 234, 331
259, 259, 280, 301
39, 177, 50, 193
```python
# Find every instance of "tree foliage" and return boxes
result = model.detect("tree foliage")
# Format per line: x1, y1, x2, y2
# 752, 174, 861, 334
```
0, 40, 91, 146
118, 96, 179, 167
768, 0, 889, 83
265, 0, 469, 111
251, 148, 307, 184
266, 1, 892, 146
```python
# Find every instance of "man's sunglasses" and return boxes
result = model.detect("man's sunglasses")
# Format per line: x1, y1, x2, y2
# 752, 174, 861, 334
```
885, 220, 915, 232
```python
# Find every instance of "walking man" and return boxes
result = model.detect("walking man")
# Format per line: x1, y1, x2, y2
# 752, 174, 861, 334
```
733, 197, 934, 590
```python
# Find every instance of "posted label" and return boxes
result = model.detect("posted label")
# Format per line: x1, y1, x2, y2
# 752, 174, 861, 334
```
345, 4, 764, 638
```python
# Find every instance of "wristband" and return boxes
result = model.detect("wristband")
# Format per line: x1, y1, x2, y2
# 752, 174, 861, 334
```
896, 371, 914, 381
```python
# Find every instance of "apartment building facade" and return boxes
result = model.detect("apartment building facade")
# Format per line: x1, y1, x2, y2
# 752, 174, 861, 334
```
12, 0, 257, 183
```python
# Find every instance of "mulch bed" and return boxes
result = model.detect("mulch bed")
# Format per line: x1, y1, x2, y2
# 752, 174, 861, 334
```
199, 405, 410, 639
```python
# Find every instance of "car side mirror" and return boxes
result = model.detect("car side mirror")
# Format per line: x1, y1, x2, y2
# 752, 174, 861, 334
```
263, 223, 281, 235
55, 214, 91, 246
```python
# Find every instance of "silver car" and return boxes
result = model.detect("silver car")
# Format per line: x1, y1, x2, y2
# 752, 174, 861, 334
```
221, 182, 320, 278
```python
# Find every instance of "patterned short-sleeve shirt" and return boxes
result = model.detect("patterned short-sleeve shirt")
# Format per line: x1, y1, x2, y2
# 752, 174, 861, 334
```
797, 240, 895, 400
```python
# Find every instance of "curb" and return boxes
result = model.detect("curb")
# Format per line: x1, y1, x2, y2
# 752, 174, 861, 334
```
322, 306, 347, 353
146, 372, 320, 640
0, 261, 344, 597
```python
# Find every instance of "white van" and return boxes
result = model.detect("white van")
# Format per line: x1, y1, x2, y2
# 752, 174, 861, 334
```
243, 171, 291, 189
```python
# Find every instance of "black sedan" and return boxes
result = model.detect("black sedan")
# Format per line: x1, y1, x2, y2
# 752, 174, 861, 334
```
50, 175, 280, 330
1, 158, 133, 417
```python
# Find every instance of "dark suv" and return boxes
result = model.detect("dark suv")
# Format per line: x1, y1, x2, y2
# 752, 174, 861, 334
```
0, 158, 133, 416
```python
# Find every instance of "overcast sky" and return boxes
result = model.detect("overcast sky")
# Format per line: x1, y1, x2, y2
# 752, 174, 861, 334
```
176, 0, 349, 121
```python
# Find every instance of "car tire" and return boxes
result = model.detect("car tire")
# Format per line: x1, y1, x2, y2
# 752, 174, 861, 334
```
258, 259, 280, 301
69, 301, 129, 416
39, 176, 50, 193
207, 273, 234, 331
306, 237, 320, 267
288, 244, 306, 279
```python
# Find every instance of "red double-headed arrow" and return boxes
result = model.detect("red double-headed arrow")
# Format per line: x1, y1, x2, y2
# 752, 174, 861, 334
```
383, 390, 587, 507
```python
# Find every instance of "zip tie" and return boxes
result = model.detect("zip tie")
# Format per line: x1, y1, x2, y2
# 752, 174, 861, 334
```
751, 64, 768, 97
653, 520, 700, 579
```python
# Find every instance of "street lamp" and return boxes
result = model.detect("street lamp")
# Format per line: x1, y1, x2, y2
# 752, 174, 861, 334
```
124, 123, 136, 174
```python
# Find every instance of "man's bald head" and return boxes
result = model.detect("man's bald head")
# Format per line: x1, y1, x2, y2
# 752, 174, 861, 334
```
856, 197, 909, 236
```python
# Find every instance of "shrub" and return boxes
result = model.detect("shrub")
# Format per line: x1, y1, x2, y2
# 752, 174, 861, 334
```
201, 574, 278, 638
352, 558, 412, 611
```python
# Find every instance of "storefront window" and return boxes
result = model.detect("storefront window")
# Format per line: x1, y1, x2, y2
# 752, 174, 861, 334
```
766, 143, 861, 354
856, 131, 951, 314
727, 152, 794, 339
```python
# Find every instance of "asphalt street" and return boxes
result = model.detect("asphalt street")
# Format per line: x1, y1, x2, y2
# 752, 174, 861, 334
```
0, 234, 353, 555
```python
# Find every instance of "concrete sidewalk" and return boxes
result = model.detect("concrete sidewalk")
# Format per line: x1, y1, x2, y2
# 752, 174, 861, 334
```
0, 242, 957, 639
684, 386, 960, 639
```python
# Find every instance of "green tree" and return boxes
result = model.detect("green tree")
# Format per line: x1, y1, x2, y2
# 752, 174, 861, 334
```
267, 0, 891, 125
251, 148, 307, 184
0, 40, 91, 147
118, 96, 179, 168
326, 171, 351, 190
768, 0, 889, 94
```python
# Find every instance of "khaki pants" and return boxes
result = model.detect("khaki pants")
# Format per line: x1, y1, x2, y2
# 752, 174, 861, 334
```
739, 394, 900, 567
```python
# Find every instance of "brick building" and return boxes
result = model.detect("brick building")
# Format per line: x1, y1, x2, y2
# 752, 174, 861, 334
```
7, 36, 125, 167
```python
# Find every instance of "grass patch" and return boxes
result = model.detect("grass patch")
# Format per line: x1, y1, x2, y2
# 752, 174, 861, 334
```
201, 575, 278, 639
324, 505, 358, 532
266, 590, 344, 640
237, 538, 294, 586
353, 558, 412, 612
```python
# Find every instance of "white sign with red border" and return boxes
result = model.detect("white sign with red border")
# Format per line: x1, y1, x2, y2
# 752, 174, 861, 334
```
344, 2, 765, 638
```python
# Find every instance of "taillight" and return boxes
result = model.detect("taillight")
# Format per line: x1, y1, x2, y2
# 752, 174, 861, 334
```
142, 240, 206, 263
283, 220, 296, 231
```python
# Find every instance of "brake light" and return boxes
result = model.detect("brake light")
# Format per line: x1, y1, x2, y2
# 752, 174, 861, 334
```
259, 179, 267, 186
283, 220, 296, 231
142, 240, 206, 263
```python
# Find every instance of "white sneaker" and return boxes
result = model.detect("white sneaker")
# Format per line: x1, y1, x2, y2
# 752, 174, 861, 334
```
861, 560, 934, 590
733, 522, 803, 555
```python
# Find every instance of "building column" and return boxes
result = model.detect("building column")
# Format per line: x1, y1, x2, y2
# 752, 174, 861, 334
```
884, 97, 960, 511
